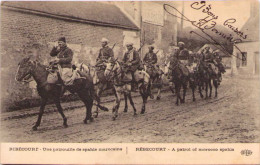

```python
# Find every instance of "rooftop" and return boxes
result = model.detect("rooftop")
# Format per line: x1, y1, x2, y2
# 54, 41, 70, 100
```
1, 1, 139, 31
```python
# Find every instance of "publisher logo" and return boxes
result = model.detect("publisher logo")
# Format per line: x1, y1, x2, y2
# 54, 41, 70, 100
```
241, 149, 252, 156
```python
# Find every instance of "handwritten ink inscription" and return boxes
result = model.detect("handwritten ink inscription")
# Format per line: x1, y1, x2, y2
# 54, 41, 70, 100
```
163, 1, 248, 59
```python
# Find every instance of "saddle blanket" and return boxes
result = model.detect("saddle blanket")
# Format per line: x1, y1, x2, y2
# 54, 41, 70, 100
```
47, 67, 83, 85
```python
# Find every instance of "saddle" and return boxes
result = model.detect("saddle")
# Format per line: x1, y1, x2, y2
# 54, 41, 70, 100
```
47, 63, 85, 85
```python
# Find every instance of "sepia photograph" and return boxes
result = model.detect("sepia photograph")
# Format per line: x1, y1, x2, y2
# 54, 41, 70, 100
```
0, 0, 259, 147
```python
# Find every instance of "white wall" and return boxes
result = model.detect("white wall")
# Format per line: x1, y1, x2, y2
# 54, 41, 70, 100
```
233, 41, 260, 74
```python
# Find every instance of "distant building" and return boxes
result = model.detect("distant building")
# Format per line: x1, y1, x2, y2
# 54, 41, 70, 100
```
1, 1, 139, 109
114, 1, 179, 63
232, 1, 259, 75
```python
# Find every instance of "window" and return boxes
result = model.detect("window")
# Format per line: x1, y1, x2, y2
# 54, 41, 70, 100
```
242, 52, 247, 66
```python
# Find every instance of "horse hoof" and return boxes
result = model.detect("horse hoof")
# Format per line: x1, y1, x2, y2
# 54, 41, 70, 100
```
140, 110, 145, 114
90, 117, 94, 122
124, 108, 128, 113
193, 98, 196, 102
156, 96, 161, 100
134, 112, 137, 116
112, 117, 116, 121
32, 126, 38, 131
64, 124, 68, 128
83, 119, 87, 124
93, 113, 98, 118
175, 103, 179, 106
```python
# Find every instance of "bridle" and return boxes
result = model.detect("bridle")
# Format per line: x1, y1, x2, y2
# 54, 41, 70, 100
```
105, 60, 121, 81
15, 59, 38, 83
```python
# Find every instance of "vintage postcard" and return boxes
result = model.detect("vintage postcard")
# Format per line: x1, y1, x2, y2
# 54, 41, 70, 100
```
0, 0, 259, 164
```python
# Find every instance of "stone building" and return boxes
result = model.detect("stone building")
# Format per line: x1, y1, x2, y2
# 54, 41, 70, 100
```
1, 1, 139, 110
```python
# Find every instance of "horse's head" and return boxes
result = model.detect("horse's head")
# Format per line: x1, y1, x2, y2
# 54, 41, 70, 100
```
104, 58, 118, 79
15, 56, 36, 82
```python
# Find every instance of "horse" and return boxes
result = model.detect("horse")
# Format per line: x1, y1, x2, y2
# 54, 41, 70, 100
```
197, 59, 219, 98
15, 56, 95, 131
143, 63, 164, 100
76, 63, 116, 118
104, 59, 151, 120
167, 57, 190, 105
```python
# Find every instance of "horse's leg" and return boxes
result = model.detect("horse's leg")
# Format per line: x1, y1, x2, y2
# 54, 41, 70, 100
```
139, 84, 148, 114
112, 87, 121, 121
148, 80, 154, 99
156, 86, 162, 100
214, 79, 218, 98
32, 98, 47, 131
198, 81, 204, 98
93, 85, 103, 118
191, 80, 196, 102
96, 84, 110, 112
54, 98, 68, 128
156, 79, 162, 100
124, 93, 128, 113
169, 82, 175, 94
128, 92, 137, 116
205, 80, 209, 99
141, 94, 148, 114
209, 79, 212, 98
175, 83, 180, 106
78, 89, 94, 124
181, 81, 187, 103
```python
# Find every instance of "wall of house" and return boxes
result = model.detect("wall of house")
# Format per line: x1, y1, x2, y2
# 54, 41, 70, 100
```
1, 8, 138, 111
233, 42, 260, 74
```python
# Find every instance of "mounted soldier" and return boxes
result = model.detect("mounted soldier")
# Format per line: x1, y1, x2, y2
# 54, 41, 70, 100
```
201, 46, 214, 63
122, 42, 141, 91
95, 38, 114, 82
174, 42, 190, 65
169, 42, 190, 77
96, 38, 114, 68
201, 46, 219, 77
213, 49, 226, 83
49, 37, 80, 86
143, 46, 160, 78
213, 50, 226, 73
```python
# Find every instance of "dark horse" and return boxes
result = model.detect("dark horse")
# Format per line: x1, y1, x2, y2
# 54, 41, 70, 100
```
15, 56, 94, 131
168, 57, 190, 105
197, 59, 219, 98
144, 63, 164, 100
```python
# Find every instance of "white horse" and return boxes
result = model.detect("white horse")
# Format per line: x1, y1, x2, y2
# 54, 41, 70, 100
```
104, 60, 151, 120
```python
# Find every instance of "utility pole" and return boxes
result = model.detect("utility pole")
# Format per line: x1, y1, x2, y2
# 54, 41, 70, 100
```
180, 1, 184, 32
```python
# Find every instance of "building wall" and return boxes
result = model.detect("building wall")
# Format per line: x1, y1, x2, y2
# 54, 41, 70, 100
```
114, 2, 178, 63
1, 8, 137, 110
232, 42, 260, 74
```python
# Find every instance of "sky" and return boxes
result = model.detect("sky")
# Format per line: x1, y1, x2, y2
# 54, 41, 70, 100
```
176, 0, 252, 29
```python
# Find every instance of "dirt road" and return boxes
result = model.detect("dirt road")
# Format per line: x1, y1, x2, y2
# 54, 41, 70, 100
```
1, 76, 260, 143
